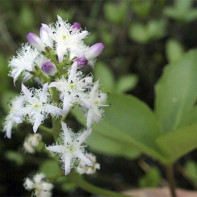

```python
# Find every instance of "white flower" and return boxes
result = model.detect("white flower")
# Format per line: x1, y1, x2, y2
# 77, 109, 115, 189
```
46, 122, 92, 175
24, 133, 42, 153
42, 15, 88, 62
9, 43, 39, 84
76, 153, 100, 175
24, 173, 53, 197
86, 81, 108, 129
16, 83, 63, 133
3, 96, 24, 138
49, 62, 93, 114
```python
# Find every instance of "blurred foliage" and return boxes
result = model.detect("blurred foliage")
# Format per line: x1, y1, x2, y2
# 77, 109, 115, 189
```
139, 167, 161, 187
1, 0, 197, 196
185, 160, 197, 186
164, 0, 197, 22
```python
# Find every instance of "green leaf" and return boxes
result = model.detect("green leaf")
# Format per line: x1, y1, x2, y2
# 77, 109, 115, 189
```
93, 61, 115, 93
129, 23, 148, 44
129, 20, 166, 44
156, 124, 197, 163
88, 131, 140, 159
116, 74, 138, 93
131, 0, 152, 19
139, 167, 161, 187
178, 106, 197, 127
39, 160, 61, 178
1, 91, 18, 112
164, 0, 197, 22
5, 151, 24, 166
166, 39, 184, 62
155, 49, 197, 133
72, 93, 167, 163
104, 2, 128, 25
185, 160, 197, 185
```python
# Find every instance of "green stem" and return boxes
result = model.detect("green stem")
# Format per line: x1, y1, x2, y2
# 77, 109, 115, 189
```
39, 125, 53, 135
49, 87, 61, 140
166, 165, 177, 197
69, 172, 133, 197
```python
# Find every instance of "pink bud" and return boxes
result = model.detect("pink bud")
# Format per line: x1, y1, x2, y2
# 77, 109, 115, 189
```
86, 43, 104, 60
72, 22, 81, 30
74, 57, 88, 67
26, 33, 45, 52
41, 62, 57, 76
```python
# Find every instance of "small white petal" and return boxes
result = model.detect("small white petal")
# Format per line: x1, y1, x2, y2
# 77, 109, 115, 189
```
33, 115, 43, 133
64, 153, 71, 175
14, 116, 23, 124
87, 110, 93, 129
77, 128, 92, 144
63, 96, 71, 114
57, 15, 63, 23
22, 84, 30, 95
46, 145, 63, 153
5, 122, 12, 139
43, 83, 48, 94
77, 151, 93, 167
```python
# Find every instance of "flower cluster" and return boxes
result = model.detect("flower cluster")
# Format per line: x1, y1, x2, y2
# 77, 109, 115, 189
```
24, 133, 42, 153
4, 16, 107, 194
24, 173, 53, 197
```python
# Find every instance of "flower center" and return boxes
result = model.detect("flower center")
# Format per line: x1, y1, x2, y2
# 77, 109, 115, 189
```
62, 34, 66, 39
70, 84, 74, 89
95, 101, 99, 104
34, 104, 39, 108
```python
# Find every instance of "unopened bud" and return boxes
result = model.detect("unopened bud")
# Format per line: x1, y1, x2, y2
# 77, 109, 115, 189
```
26, 33, 45, 52
86, 43, 104, 60
75, 57, 88, 67
72, 22, 81, 30
41, 62, 57, 76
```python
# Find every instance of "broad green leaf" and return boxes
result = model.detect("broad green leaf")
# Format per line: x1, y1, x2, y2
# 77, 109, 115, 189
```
72, 93, 167, 163
88, 131, 140, 159
155, 49, 197, 133
156, 124, 197, 163
116, 74, 138, 93
94, 61, 115, 93
178, 106, 197, 127
139, 167, 161, 187
166, 39, 184, 62
39, 160, 61, 178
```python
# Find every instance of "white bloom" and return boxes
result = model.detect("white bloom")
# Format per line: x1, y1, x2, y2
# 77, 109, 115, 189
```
24, 173, 53, 197
49, 62, 93, 114
9, 43, 39, 84
76, 153, 100, 175
42, 15, 88, 62
24, 133, 42, 153
3, 96, 24, 138
16, 83, 63, 133
86, 81, 108, 129
46, 122, 92, 175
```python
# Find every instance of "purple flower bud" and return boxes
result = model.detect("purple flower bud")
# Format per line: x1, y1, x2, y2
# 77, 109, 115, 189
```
26, 33, 45, 52
41, 62, 57, 76
74, 57, 88, 67
72, 22, 81, 30
86, 43, 104, 60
